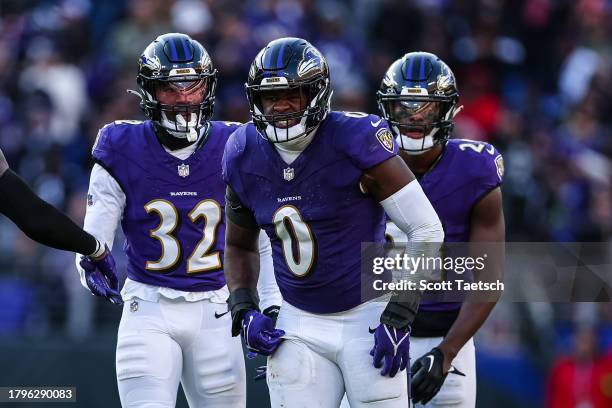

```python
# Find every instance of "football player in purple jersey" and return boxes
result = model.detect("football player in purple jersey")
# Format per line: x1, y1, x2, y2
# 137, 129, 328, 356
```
375, 52, 505, 407
222, 38, 444, 407
0, 147, 119, 303
75, 33, 280, 408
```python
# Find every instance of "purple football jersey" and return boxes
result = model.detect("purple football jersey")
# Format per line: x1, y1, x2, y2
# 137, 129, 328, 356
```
93, 120, 240, 291
417, 138, 503, 312
223, 111, 398, 313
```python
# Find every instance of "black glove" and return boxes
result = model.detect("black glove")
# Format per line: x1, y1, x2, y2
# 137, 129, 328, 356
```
411, 347, 465, 404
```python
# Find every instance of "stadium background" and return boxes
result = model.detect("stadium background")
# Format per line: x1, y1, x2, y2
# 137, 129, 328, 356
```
0, 0, 611, 406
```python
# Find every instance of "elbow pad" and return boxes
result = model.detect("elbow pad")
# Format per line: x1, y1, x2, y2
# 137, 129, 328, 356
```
380, 180, 444, 243
225, 187, 259, 230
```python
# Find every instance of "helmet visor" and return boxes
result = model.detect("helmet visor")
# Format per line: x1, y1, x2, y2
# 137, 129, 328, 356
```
383, 99, 441, 138
151, 78, 212, 134
155, 79, 208, 104
254, 87, 311, 129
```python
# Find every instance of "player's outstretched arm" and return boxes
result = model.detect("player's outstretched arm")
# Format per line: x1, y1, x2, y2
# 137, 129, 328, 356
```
0, 152, 121, 304
74, 163, 125, 304
0, 166, 98, 256
411, 187, 504, 404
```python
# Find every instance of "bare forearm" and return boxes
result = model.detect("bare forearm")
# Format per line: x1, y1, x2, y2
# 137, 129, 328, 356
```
438, 302, 495, 360
224, 244, 260, 291
224, 221, 262, 336
438, 188, 505, 360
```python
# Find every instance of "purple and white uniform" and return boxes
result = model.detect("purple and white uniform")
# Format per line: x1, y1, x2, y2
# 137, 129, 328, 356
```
91, 120, 234, 291
76, 120, 279, 408
224, 111, 411, 407
223, 111, 398, 313
386, 138, 503, 408
387, 139, 503, 319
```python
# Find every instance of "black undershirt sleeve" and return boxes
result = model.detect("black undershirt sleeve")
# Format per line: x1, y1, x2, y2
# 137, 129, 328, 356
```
0, 169, 97, 255
225, 186, 259, 230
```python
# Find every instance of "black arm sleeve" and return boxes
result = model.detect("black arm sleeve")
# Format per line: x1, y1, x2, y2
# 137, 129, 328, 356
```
0, 169, 97, 255
225, 186, 259, 230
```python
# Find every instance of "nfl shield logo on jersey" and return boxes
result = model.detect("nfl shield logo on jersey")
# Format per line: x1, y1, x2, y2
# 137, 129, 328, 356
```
178, 163, 190, 178
283, 167, 294, 181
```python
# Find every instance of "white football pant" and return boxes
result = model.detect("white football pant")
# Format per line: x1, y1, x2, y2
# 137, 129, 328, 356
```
339, 337, 475, 408
115, 297, 246, 408
267, 301, 408, 408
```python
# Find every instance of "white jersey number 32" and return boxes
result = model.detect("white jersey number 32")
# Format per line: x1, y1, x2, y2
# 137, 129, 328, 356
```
144, 199, 222, 273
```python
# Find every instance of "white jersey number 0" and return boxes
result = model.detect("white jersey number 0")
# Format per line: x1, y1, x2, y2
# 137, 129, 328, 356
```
273, 205, 316, 277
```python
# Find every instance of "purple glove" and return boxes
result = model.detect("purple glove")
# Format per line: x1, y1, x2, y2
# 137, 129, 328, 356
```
242, 310, 285, 356
370, 324, 410, 377
79, 245, 123, 305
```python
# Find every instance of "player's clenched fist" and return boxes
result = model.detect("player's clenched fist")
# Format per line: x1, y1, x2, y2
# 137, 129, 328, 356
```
228, 288, 285, 356
370, 324, 410, 377
242, 310, 285, 356
411, 347, 465, 404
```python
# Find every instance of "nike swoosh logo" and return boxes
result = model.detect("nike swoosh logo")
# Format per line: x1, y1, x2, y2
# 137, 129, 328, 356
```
426, 355, 435, 372
449, 365, 466, 376
368, 327, 377, 334
214, 311, 229, 319
371, 119, 382, 127
245, 315, 254, 347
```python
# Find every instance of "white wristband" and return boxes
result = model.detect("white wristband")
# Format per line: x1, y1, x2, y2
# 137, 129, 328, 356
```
89, 239, 106, 258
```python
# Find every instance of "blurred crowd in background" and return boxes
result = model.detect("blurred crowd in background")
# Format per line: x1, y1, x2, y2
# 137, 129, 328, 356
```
0, 0, 611, 406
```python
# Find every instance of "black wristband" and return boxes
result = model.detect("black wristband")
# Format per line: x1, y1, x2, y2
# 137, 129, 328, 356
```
227, 288, 260, 336
380, 300, 419, 330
